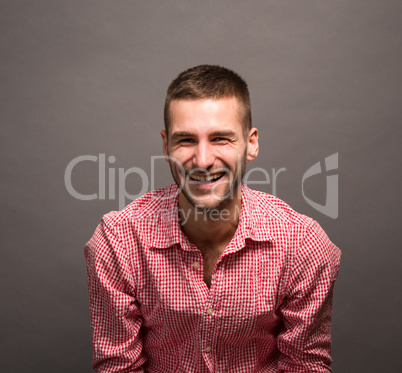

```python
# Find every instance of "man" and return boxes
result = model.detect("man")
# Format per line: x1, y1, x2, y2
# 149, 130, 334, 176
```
85, 65, 341, 372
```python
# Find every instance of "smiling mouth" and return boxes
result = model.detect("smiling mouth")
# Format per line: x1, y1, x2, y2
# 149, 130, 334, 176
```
189, 172, 225, 182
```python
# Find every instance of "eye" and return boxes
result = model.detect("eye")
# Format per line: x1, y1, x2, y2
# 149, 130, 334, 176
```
212, 137, 229, 143
178, 138, 195, 144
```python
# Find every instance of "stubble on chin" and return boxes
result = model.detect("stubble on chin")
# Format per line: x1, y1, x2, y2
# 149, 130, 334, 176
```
168, 150, 247, 212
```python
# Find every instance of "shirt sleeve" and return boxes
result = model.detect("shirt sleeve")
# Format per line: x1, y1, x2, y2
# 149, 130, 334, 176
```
84, 218, 147, 373
277, 221, 341, 372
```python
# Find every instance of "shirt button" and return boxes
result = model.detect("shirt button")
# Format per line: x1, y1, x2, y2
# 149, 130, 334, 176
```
192, 261, 200, 269
206, 307, 214, 315
205, 346, 212, 353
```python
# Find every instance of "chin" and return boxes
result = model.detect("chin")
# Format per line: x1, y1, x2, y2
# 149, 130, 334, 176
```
191, 194, 234, 211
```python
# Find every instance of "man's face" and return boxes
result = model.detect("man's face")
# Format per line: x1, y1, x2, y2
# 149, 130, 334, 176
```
161, 97, 258, 211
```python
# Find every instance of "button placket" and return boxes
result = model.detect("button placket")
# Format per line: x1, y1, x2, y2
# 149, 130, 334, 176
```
189, 252, 204, 283
201, 262, 224, 370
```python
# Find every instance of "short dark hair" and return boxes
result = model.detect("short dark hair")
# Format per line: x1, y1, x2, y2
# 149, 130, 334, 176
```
164, 65, 251, 136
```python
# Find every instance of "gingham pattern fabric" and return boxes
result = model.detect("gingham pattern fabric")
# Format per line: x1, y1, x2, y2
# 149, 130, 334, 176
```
85, 183, 341, 373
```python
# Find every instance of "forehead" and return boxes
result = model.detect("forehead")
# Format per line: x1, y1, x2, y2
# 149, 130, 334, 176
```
168, 97, 243, 134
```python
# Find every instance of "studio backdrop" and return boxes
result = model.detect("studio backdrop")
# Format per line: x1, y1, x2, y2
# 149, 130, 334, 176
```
1, 1, 401, 372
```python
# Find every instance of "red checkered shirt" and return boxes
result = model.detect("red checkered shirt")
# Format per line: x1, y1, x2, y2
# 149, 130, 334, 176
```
85, 183, 341, 373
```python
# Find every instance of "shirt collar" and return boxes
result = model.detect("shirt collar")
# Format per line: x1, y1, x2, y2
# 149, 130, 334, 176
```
146, 183, 275, 250
143, 183, 183, 249
231, 183, 276, 250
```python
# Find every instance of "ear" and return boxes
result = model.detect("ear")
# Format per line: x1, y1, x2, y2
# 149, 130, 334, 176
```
246, 127, 259, 161
161, 130, 169, 162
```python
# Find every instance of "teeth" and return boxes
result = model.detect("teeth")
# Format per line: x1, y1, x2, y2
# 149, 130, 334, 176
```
190, 172, 224, 182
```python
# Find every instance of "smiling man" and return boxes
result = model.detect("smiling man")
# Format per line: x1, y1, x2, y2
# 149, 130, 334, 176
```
162, 97, 254, 211
85, 65, 341, 372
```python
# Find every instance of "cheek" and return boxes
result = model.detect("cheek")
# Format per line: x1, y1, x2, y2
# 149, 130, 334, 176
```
171, 148, 194, 163
216, 148, 244, 168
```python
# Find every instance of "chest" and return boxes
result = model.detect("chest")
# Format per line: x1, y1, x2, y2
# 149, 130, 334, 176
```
137, 242, 284, 343
198, 244, 226, 288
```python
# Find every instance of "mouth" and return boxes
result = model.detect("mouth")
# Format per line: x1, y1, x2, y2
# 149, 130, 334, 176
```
189, 172, 225, 183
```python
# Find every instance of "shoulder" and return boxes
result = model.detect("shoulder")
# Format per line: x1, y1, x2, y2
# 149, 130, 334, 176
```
244, 187, 314, 244
101, 184, 177, 232
87, 184, 179, 251
247, 187, 313, 228
245, 187, 340, 265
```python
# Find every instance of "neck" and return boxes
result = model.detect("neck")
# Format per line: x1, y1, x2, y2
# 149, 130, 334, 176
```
178, 190, 242, 248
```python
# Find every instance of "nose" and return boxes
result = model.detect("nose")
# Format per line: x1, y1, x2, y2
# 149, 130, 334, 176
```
193, 140, 214, 170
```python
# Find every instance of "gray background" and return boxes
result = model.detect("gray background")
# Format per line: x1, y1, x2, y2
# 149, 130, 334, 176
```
1, 1, 401, 372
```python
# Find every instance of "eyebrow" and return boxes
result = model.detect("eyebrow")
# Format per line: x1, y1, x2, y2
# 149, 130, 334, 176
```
170, 130, 237, 140
170, 131, 196, 141
171, 131, 196, 138
209, 131, 237, 137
